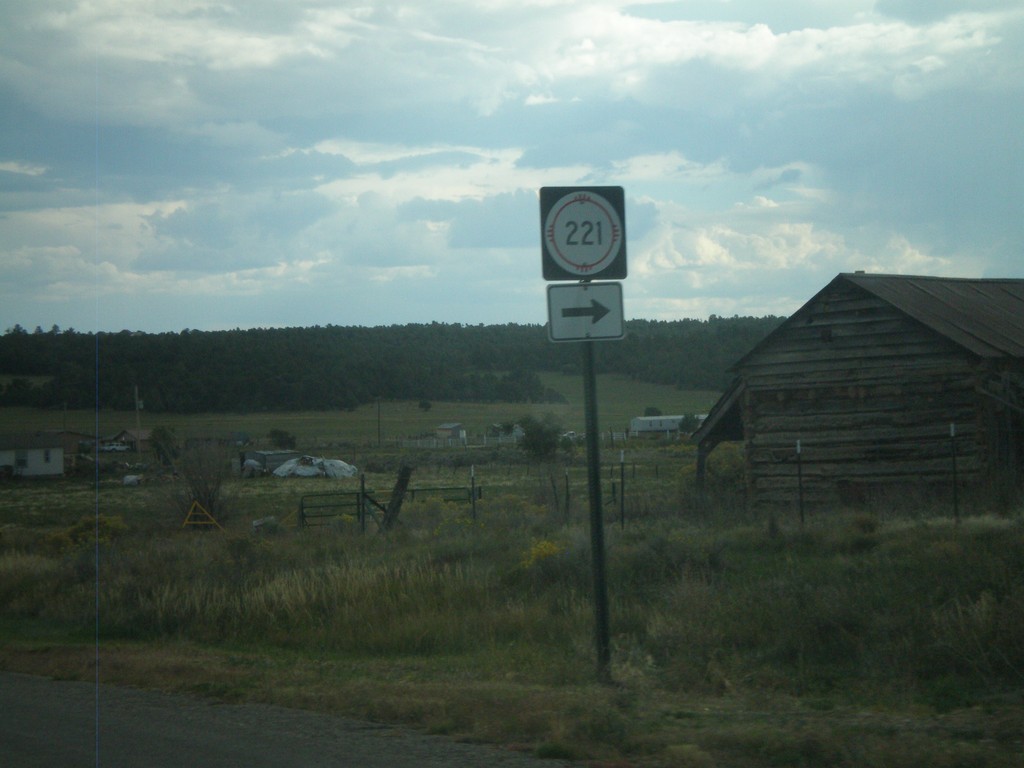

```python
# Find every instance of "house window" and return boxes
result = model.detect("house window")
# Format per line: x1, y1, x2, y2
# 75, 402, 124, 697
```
15, 449, 27, 468
44, 449, 51, 463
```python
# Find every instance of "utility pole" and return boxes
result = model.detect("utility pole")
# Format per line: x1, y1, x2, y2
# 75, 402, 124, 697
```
134, 384, 143, 461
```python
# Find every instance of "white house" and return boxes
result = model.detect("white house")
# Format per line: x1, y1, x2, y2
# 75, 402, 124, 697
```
629, 415, 687, 437
0, 434, 64, 478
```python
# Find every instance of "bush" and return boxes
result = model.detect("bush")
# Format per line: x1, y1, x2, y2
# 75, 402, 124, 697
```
172, 444, 235, 522
678, 441, 748, 520
45, 514, 127, 554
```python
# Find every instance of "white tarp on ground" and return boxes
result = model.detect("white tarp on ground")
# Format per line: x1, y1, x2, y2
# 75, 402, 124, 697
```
272, 455, 358, 478
241, 459, 264, 478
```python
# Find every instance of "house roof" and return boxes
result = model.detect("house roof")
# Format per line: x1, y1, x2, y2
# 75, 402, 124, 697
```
39, 430, 95, 440
113, 429, 152, 440
0, 433, 64, 450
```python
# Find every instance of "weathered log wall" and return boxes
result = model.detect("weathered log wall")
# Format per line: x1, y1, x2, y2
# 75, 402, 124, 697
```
737, 281, 984, 508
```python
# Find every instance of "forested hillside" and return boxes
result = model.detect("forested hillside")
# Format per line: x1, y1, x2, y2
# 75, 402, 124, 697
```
0, 317, 781, 413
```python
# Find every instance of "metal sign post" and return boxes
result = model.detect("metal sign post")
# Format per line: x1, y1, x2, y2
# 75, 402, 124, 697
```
582, 339, 612, 682
539, 185, 626, 684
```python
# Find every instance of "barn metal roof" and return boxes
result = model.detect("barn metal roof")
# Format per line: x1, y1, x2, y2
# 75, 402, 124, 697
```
844, 273, 1024, 358
693, 273, 1024, 448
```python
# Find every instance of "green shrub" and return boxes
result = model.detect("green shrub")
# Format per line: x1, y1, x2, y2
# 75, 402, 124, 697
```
44, 514, 127, 554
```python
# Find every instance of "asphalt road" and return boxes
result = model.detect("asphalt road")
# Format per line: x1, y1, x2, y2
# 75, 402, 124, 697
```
0, 672, 571, 767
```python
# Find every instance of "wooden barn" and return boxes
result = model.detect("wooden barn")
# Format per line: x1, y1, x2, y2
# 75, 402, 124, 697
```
692, 273, 1024, 508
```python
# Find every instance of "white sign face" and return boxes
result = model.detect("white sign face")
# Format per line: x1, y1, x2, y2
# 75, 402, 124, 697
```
547, 282, 624, 342
542, 188, 625, 279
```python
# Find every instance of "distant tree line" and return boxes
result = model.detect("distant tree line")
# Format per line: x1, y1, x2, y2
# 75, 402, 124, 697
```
0, 317, 782, 413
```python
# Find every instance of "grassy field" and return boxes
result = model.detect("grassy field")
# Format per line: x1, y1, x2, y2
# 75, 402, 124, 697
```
0, 374, 718, 446
1, 396, 1023, 767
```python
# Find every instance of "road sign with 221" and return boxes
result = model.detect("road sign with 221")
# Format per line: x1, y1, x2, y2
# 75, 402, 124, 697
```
540, 186, 627, 281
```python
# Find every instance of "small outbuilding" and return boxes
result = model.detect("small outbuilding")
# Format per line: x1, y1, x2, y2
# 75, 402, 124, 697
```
435, 423, 465, 440
243, 450, 301, 473
112, 429, 152, 454
0, 433, 64, 478
693, 273, 1024, 509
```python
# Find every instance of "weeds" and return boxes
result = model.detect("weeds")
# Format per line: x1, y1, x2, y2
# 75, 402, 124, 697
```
1, 464, 1022, 766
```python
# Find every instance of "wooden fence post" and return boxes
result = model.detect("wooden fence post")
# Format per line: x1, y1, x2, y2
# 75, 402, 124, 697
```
382, 464, 414, 531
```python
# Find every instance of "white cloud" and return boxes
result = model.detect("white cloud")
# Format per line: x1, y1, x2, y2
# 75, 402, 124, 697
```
39, 1, 324, 69
878, 235, 956, 274
513, 9, 1003, 104
2, 201, 186, 268
0, 161, 47, 176
524, 93, 559, 106
308, 140, 579, 206
0, 1, 1020, 333
612, 152, 729, 183
365, 265, 438, 283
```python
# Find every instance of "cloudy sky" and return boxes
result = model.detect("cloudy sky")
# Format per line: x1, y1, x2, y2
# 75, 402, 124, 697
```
2, 0, 1022, 333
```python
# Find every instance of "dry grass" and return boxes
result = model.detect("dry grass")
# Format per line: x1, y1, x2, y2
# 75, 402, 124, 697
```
1, 453, 1022, 766
0, 378, 718, 446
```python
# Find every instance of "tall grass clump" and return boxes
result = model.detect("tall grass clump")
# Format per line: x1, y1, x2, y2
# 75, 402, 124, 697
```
21, 521, 589, 685
677, 441, 751, 525
0, 551, 64, 616
7, 492, 1021, 709
3, 456, 1022, 767
640, 515, 1024, 704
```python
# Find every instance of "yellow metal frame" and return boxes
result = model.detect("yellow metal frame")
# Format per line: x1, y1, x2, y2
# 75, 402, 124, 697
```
181, 500, 224, 531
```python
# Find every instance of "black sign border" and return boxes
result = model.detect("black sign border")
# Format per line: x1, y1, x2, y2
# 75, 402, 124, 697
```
540, 186, 627, 281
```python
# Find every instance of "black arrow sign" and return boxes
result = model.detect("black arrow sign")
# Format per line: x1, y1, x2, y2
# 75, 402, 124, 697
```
562, 299, 610, 324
